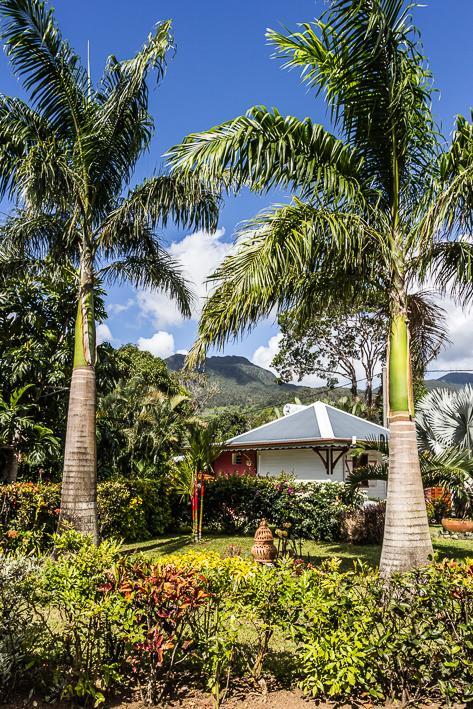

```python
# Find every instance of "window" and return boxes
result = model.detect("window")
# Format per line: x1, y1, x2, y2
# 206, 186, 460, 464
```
232, 452, 243, 465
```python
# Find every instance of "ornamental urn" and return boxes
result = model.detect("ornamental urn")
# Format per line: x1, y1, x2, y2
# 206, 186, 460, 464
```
251, 519, 277, 564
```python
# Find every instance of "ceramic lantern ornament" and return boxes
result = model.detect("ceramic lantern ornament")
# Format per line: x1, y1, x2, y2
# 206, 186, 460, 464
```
251, 519, 277, 564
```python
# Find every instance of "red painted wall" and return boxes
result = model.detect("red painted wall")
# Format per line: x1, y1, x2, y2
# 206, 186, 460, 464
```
213, 450, 257, 477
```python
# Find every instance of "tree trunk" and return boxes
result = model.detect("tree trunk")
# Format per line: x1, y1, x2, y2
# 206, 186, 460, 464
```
2, 448, 18, 483
59, 256, 98, 542
379, 311, 433, 575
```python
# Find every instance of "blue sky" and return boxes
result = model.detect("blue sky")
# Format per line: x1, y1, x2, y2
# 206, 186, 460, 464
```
2, 1, 473, 382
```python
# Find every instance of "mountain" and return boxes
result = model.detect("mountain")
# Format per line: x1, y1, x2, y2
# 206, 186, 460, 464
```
425, 372, 473, 391
165, 354, 329, 409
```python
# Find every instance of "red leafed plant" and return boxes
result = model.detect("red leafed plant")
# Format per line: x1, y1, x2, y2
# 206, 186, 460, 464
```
100, 560, 211, 703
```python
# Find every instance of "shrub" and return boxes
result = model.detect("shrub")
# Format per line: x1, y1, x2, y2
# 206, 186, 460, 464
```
97, 478, 171, 542
27, 531, 126, 705
0, 544, 472, 706
426, 495, 452, 524
183, 474, 364, 541
102, 557, 210, 703
0, 482, 60, 553
0, 557, 39, 700
340, 501, 385, 544
0, 478, 172, 551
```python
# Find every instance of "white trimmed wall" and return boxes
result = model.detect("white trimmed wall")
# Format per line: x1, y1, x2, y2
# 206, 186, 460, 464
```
257, 448, 387, 500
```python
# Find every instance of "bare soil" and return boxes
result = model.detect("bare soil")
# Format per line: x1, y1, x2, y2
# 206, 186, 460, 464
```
2, 689, 466, 709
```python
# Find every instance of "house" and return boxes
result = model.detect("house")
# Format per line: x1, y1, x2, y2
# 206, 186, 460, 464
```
213, 401, 388, 499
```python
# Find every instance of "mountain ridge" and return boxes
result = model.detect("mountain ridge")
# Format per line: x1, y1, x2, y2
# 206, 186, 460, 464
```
165, 353, 327, 408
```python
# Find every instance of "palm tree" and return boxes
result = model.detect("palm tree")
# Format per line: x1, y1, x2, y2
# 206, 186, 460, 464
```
168, 0, 472, 572
171, 421, 222, 541
417, 386, 473, 455
0, 0, 218, 540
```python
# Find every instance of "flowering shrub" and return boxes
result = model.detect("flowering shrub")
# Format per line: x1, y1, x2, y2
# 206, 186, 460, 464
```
177, 474, 364, 541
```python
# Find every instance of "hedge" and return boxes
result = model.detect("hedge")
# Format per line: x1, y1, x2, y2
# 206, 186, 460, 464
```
1, 537, 472, 705
0, 478, 171, 552
172, 475, 365, 541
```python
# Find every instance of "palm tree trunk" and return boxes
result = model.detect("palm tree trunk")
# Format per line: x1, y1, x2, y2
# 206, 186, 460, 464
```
2, 448, 18, 483
379, 310, 433, 574
59, 257, 98, 542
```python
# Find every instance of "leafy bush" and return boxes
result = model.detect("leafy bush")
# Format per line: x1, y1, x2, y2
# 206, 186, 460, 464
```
175, 474, 364, 541
102, 557, 211, 703
426, 495, 452, 524
0, 482, 60, 553
0, 557, 39, 699
340, 501, 385, 544
0, 478, 172, 551
0, 543, 472, 706
97, 478, 171, 542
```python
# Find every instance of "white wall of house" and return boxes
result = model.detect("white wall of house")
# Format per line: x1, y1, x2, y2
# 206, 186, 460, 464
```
257, 448, 387, 500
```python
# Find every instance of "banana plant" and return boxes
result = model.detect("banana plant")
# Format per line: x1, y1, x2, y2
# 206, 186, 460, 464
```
0, 385, 59, 482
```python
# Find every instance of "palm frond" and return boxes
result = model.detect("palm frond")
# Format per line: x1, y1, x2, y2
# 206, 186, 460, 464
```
92, 21, 174, 207
419, 239, 473, 306
0, 0, 88, 134
1, 209, 80, 263
186, 200, 383, 367
0, 96, 54, 199
99, 249, 194, 318
100, 174, 219, 246
416, 386, 473, 453
423, 113, 473, 237
268, 1, 438, 209
406, 291, 449, 378
167, 106, 367, 203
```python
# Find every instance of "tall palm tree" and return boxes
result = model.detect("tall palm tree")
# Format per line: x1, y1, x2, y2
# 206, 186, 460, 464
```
0, 0, 218, 540
168, 0, 472, 573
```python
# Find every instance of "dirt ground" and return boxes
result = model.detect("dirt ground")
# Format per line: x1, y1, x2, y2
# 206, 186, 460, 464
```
2, 689, 466, 709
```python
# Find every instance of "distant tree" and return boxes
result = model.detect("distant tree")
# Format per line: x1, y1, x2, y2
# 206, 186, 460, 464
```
208, 408, 251, 441
175, 370, 220, 412
274, 309, 385, 406
274, 296, 448, 409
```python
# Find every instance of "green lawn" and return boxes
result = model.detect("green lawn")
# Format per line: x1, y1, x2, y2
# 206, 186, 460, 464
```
123, 525, 473, 570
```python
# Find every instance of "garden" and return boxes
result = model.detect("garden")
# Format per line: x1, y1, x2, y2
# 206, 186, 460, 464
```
1, 0, 473, 706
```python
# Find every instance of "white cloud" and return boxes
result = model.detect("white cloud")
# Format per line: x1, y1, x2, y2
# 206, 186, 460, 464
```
177, 348, 189, 355
108, 298, 135, 316
252, 334, 283, 373
136, 228, 231, 328
429, 297, 473, 373
137, 331, 175, 359
96, 323, 114, 345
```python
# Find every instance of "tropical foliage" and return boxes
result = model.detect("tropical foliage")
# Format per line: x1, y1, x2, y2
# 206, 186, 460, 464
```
1, 537, 472, 705
417, 386, 473, 454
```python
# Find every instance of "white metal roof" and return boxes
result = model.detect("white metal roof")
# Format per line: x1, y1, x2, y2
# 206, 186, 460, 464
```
226, 401, 389, 448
